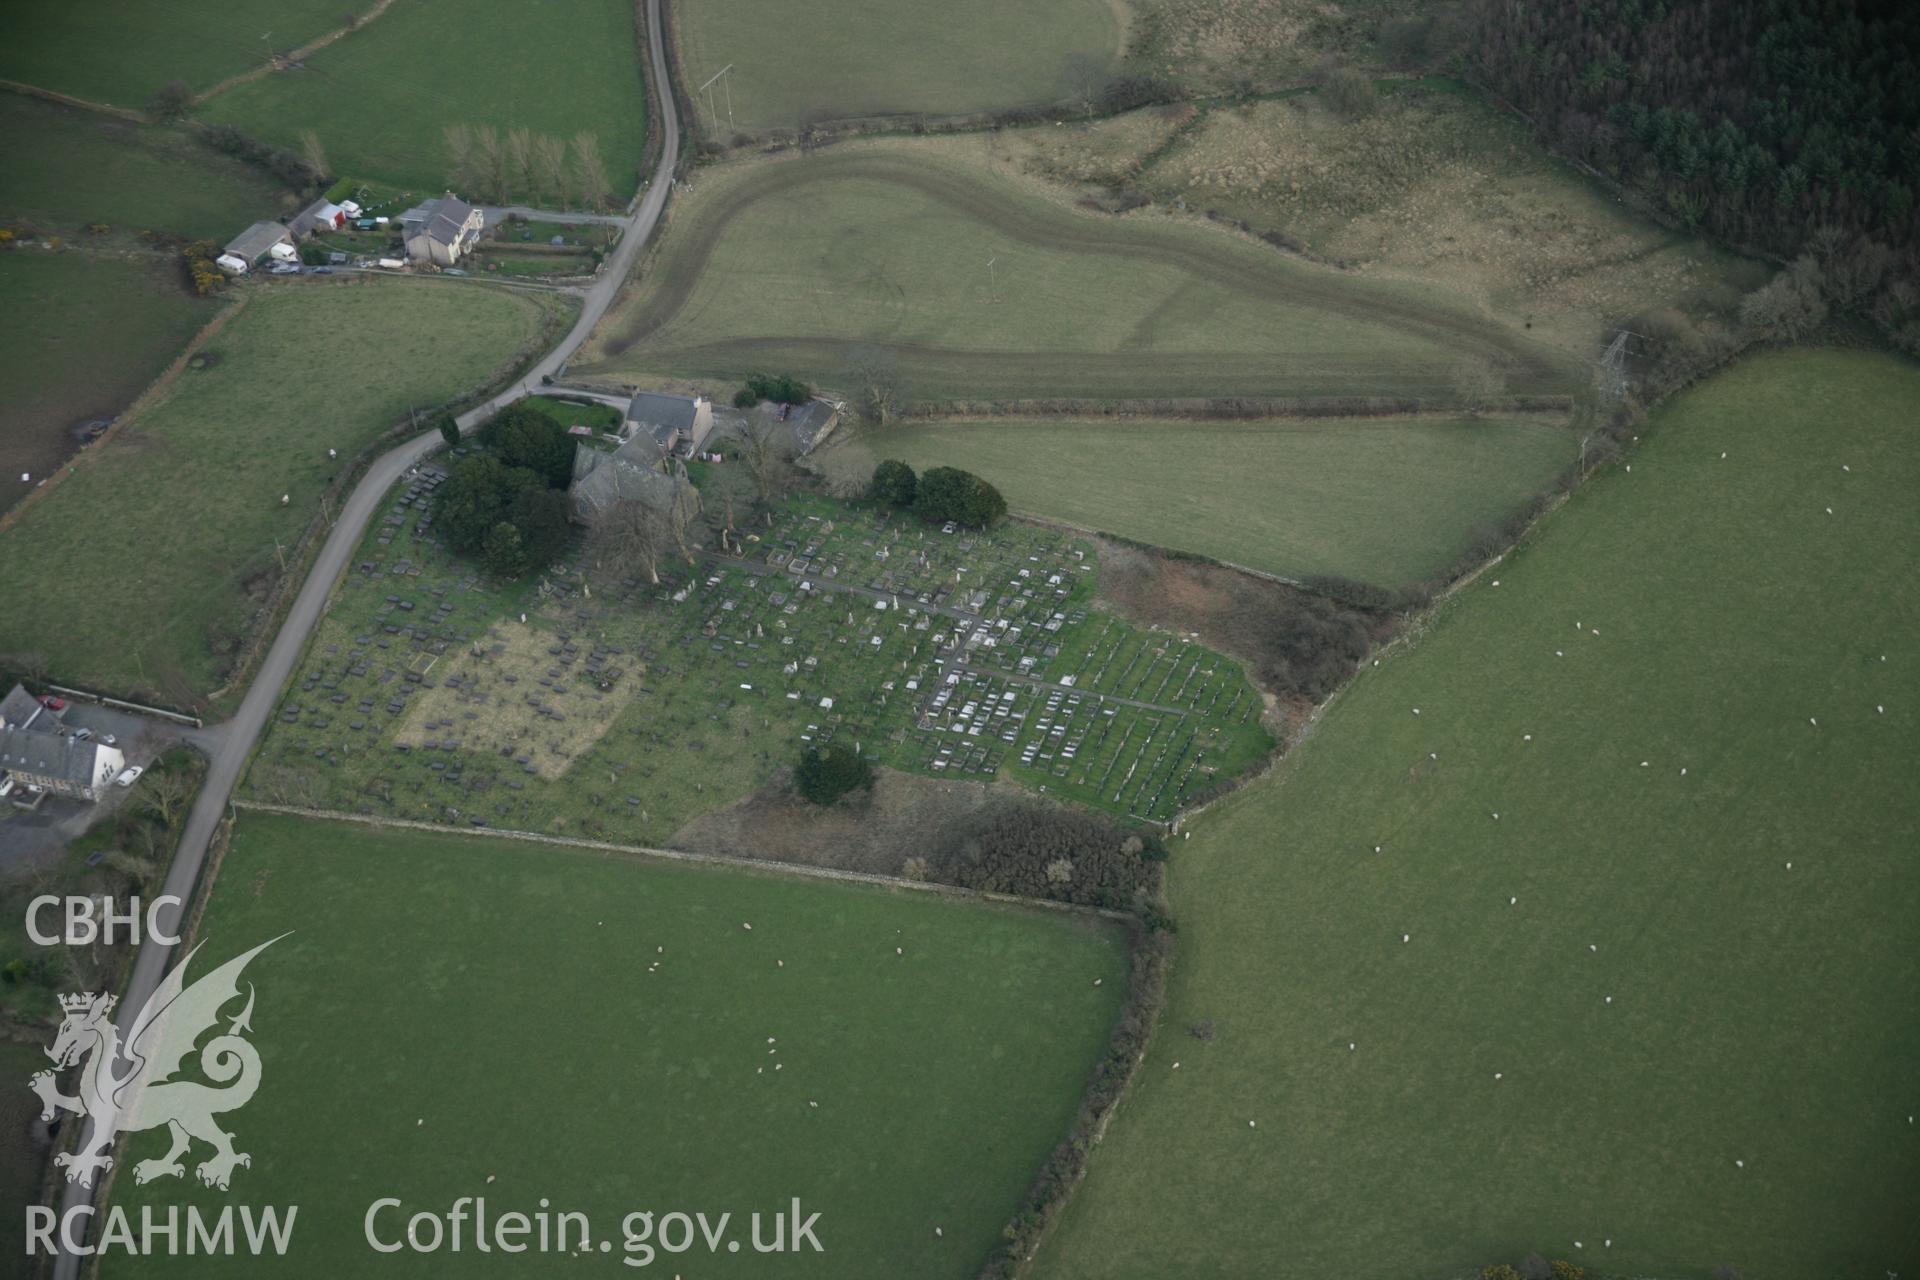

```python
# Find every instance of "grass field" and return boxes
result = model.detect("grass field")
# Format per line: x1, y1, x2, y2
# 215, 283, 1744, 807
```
581, 140, 1577, 402
1036, 348, 1920, 1279
676, 0, 1120, 132
199, 0, 649, 204
0, 253, 220, 516
0, 0, 344, 107
0, 280, 565, 705
817, 414, 1576, 586
0, 1039, 49, 1264
104, 810, 1130, 1278
0, 93, 296, 240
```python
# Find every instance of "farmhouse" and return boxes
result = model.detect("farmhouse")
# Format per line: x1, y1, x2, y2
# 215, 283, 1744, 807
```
401, 195, 485, 267
625, 392, 716, 458
0, 685, 123, 803
220, 221, 295, 274
569, 437, 701, 528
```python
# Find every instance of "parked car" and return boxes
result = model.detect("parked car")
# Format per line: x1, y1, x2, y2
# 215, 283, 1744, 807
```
269, 263, 301, 275
37, 694, 65, 710
103, 733, 117, 746
115, 766, 144, 788
308, 266, 333, 275
71, 727, 93, 742
443, 269, 469, 277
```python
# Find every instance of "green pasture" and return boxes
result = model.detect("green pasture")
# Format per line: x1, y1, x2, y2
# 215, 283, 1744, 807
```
104, 810, 1131, 1278
198, 0, 649, 204
582, 142, 1576, 402
827, 414, 1576, 587
0, 93, 295, 240
0, 252, 219, 516
0, 279, 565, 706
676, 0, 1120, 131
1038, 348, 1920, 1278
0, 0, 343, 107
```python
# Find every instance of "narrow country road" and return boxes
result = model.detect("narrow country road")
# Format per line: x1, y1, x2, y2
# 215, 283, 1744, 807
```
48, 0, 679, 1266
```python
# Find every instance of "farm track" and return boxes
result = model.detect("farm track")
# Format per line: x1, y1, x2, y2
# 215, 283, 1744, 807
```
597, 152, 1571, 393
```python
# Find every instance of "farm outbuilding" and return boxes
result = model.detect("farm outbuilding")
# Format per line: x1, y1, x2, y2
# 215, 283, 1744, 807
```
222, 221, 295, 270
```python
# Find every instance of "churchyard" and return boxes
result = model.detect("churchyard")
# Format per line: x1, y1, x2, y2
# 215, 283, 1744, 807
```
242, 473, 1272, 844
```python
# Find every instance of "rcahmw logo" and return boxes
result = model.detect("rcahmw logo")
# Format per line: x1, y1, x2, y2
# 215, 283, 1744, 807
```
24, 934, 300, 1259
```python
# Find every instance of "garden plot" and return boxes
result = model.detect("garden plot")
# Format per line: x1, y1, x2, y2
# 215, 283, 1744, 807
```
246, 481, 1272, 837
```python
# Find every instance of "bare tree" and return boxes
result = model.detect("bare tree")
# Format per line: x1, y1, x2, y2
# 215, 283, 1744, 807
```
1061, 53, 1107, 116
506, 126, 535, 198
1739, 257, 1828, 341
139, 768, 193, 829
571, 131, 611, 211
843, 344, 906, 427
1451, 356, 1506, 416
299, 129, 330, 183
736, 413, 794, 508
533, 133, 570, 207
444, 122, 477, 193
665, 472, 698, 563
474, 124, 506, 202
587, 498, 669, 584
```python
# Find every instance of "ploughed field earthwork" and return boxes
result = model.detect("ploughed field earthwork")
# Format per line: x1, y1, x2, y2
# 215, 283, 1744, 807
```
245, 478, 1273, 845
1035, 348, 1920, 1279
995, 80, 1762, 365
106, 811, 1131, 1280
579, 140, 1579, 402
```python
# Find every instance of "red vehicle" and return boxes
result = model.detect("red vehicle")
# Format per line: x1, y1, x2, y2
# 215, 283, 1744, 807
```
36, 694, 65, 711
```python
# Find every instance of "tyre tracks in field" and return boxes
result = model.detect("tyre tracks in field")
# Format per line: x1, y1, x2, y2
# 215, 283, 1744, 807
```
598, 151, 1572, 393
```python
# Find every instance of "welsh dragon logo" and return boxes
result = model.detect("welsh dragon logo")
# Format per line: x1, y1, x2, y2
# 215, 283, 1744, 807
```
30, 935, 285, 1191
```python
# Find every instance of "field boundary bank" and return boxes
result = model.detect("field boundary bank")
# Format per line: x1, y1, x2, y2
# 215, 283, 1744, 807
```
230, 800, 1134, 921
192, 0, 400, 106
0, 294, 248, 539
202, 285, 578, 714
0, 79, 143, 123
900, 395, 1574, 419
